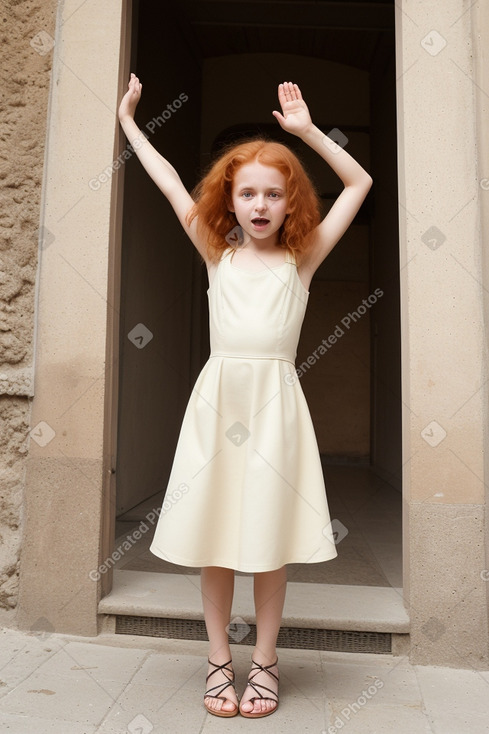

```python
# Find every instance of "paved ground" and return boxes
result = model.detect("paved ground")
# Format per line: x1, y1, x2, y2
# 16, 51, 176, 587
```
1, 626, 489, 733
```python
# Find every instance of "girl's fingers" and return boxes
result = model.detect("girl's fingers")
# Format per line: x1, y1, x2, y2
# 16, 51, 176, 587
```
279, 81, 302, 102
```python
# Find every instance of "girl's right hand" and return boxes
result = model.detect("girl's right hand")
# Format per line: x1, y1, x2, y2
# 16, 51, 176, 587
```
118, 73, 142, 122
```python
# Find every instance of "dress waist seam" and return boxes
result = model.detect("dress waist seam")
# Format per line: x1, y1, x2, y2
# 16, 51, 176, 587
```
210, 352, 295, 365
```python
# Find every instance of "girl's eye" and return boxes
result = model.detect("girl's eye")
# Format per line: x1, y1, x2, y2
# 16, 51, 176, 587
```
239, 191, 282, 199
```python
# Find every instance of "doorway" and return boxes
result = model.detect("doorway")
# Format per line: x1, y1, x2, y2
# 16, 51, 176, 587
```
114, 0, 401, 590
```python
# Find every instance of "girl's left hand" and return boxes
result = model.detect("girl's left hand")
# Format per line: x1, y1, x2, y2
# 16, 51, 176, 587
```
272, 82, 313, 137
119, 73, 142, 122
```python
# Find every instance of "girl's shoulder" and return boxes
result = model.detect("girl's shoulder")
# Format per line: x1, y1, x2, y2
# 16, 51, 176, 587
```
206, 247, 232, 285
285, 248, 297, 265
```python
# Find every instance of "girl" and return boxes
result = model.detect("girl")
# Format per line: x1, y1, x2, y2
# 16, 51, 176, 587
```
118, 76, 372, 719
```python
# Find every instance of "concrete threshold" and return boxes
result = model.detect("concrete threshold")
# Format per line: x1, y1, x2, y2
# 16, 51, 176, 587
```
99, 570, 409, 633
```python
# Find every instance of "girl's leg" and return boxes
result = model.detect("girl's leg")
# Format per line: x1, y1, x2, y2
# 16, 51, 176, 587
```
240, 565, 287, 715
201, 566, 239, 714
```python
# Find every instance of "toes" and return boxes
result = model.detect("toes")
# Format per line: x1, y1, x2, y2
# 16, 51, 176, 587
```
254, 698, 276, 714
240, 697, 277, 714
205, 696, 221, 712
240, 699, 254, 712
221, 699, 237, 712
205, 695, 237, 713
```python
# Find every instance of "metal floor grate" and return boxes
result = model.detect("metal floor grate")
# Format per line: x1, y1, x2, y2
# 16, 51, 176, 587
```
115, 615, 392, 654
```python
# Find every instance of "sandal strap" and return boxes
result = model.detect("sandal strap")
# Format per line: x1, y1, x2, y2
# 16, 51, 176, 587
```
205, 678, 236, 699
250, 658, 279, 682
246, 658, 279, 703
205, 658, 236, 700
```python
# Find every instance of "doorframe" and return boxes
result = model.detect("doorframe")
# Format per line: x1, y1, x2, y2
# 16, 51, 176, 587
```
101, 1, 402, 599
100, 0, 134, 600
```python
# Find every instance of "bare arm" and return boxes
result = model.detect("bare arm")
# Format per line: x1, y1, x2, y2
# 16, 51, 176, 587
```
118, 74, 209, 261
273, 82, 373, 286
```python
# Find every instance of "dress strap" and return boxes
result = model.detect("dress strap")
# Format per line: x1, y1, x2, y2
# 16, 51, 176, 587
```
222, 247, 234, 261
285, 249, 297, 265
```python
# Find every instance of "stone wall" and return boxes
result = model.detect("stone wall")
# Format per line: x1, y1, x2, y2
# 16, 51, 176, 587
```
0, 0, 57, 610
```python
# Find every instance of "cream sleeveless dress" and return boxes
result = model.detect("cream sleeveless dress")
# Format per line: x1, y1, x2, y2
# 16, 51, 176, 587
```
149, 247, 338, 572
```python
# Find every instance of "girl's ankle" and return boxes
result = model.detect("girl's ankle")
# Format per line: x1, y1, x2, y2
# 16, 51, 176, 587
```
208, 648, 233, 663
252, 649, 278, 665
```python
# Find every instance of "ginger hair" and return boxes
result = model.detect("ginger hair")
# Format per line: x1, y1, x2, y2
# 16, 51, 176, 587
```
186, 138, 321, 262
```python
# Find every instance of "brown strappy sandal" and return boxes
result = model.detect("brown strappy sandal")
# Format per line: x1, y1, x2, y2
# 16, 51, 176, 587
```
239, 657, 279, 718
204, 658, 239, 718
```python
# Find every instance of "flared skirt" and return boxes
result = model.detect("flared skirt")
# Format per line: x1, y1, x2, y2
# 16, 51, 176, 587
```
149, 355, 338, 572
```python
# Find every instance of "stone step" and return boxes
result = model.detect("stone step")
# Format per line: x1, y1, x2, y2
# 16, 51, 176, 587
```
99, 570, 409, 633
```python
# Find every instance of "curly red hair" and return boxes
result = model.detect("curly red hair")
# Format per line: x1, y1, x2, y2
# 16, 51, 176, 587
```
186, 138, 321, 262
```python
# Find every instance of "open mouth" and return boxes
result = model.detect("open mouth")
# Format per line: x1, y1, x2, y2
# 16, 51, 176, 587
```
251, 218, 270, 227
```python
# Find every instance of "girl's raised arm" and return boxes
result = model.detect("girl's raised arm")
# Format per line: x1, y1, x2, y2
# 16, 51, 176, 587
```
118, 74, 207, 260
273, 82, 373, 284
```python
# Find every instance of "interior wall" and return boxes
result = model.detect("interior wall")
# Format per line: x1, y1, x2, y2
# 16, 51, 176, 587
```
369, 39, 402, 489
116, 1, 202, 514
201, 54, 372, 457
116, 19, 401, 515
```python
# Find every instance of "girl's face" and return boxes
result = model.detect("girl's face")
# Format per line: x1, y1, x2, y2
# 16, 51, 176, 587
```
229, 161, 289, 244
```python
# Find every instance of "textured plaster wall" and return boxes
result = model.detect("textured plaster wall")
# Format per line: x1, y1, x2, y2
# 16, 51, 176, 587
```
0, 0, 57, 609
16, 0, 125, 636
